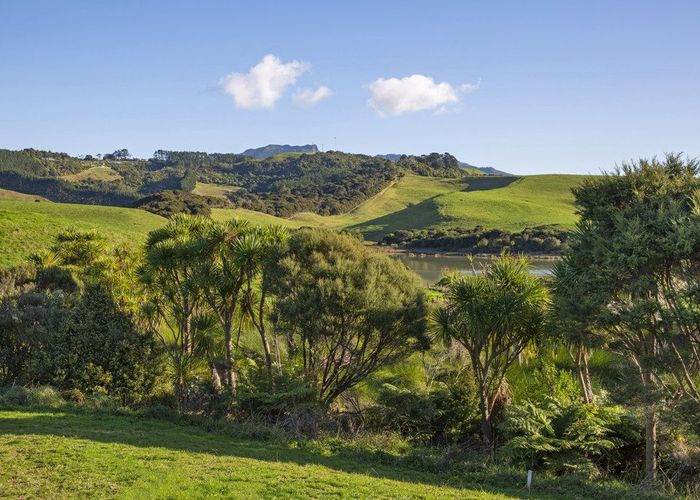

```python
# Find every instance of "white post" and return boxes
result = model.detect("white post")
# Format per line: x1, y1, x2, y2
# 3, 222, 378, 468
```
526, 469, 533, 493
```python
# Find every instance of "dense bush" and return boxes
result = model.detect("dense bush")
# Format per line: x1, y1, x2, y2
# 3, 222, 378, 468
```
0, 273, 162, 404
381, 225, 570, 254
44, 286, 161, 404
366, 371, 481, 445
133, 190, 224, 218
267, 229, 429, 406
395, 152, 465, 177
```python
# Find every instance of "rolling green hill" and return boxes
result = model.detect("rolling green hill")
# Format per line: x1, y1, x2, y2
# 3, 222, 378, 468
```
1, 174, 586, 268
0, 200, 164, 267
212, 174, 586, 240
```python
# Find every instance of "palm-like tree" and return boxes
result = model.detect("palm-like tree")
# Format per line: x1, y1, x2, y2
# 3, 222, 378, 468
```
198, 217, 250, 394
141, 214, 211, 405
432, 255, 549, 448
236, 225, 289, 388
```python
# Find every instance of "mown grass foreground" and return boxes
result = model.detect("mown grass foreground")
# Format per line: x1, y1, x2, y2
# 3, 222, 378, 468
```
0, 408, 660, 499
0, 409, 506, 499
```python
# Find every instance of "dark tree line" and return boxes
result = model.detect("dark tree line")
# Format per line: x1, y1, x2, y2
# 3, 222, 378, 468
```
381, 226, 569, 254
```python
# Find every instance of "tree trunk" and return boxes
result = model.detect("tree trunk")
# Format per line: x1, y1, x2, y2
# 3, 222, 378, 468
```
259, 329, 274, 388
644, 402, 657, 483
640, 361, 657, 483
223, 321, 237, 395
582, 353, 593, 402
574, 348, 593, 403
245, 293, 274, 389
478, 387, 493, 448
210, 363, 222, 395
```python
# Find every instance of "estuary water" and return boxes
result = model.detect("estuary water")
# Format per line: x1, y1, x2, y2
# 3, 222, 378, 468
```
389, 253, 555, 285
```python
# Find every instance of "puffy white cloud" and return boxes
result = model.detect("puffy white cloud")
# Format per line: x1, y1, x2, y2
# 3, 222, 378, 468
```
221, 54, 310, 109
293, 85, 333, 107
368, 74, 477, 117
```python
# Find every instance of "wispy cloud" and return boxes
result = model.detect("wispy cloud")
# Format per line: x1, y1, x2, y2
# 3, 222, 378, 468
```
368, 74, 478, 117
293, 85, 333, 107
220, 54, 310, 109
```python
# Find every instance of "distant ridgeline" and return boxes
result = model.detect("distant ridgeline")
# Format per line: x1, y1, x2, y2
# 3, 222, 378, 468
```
241, 144, 319, 159
0, 147, 484, 217
380, 226, 571, 255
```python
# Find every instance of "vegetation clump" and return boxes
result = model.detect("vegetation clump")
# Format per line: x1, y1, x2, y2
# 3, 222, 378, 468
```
381, 225, 570, 254
133, 189, 224, 218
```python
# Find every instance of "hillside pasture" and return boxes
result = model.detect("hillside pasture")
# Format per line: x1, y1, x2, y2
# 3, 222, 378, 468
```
193, 182, 241, 198
0, 188, 50, 202
0, 200, 164, 267
61, 165, 123, 182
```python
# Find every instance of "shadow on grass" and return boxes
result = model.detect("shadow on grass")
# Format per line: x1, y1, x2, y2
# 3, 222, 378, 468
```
0, 408, 659, 500
349, 198, 444, 241
352, 177, 521, 241
460, 176, 519, 192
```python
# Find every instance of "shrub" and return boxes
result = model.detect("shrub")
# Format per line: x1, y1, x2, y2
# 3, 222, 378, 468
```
83, 393, 119, 412
500, 398, 643, 478
27, 385, 65, 408
138, 404, 179, 421
366, 367, 481, 445
46, 285, 161, 405
62, 388, 86, 405
1, 386, 29, 406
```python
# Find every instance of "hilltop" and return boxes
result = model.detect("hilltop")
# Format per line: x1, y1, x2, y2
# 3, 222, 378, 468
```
0, 148, 469, 216
241, 143, 319, 158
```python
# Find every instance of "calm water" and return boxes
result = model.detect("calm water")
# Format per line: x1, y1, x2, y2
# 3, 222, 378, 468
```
389, 253, 555, 285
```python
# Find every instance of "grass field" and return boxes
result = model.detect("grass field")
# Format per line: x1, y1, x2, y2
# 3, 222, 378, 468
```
0, 408, 649, 499
0, 409, 504, 499
193, 182, 241, 198
0, 200, 164, 268
61, 165, 123, 182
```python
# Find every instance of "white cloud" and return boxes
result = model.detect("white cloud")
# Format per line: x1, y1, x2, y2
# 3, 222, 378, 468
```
460, 81, 480, 93
368, 74, 478, 117
220, 54, 310, 109
293, 85, 332, 107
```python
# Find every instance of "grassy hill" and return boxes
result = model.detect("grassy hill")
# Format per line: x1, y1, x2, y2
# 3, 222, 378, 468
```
0, 174, 586, 268
0, 200, 164, 267
212, 174, 586, 240
0, 408, 642, 499
0, 187, 49, 202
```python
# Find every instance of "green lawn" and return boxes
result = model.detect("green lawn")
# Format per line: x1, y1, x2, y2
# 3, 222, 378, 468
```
0, 200, 165, 268
0, 409, 508, 499
0, 408, 651, 499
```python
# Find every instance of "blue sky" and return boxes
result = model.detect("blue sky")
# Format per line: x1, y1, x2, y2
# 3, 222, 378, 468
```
1, 1, 698, 174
